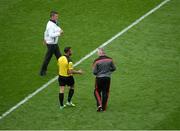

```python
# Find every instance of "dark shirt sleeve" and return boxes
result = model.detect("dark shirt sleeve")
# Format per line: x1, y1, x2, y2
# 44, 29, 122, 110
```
93, 63, 98, 75
110, 61, 116, 72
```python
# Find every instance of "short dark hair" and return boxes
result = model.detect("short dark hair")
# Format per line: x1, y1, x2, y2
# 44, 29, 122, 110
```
64, 47, 71, 53
50, 11, 58, 17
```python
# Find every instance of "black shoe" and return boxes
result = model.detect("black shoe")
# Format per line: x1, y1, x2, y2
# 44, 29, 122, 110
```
39, 71, 46, 76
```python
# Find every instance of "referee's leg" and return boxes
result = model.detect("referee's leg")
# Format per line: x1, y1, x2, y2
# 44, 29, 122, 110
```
40, 44, 53, 76
59, 86, 65, 107
67, 76, 75, 103
58, 76, 65, 107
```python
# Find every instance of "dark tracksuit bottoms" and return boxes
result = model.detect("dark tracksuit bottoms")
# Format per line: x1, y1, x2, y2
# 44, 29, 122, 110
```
40, 44, 61, 73
94, 77, 111, 111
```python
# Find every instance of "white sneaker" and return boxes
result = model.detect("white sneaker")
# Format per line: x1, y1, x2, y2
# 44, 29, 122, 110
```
60, 105, 66, 109
66, 102, 76, 107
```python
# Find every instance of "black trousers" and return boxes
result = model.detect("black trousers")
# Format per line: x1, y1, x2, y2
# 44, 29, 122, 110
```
40, 44, 61, 73
94, 77, 111, 111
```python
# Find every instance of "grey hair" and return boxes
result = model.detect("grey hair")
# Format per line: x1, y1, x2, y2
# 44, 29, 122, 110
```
97, 48, 105, 55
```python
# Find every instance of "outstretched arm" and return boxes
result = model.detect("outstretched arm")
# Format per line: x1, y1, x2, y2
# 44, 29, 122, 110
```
68, 69, 83, 75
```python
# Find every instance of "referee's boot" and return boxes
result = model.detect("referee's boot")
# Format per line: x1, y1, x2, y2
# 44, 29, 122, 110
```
66, 101, 76, 107
60, 105, 66, 110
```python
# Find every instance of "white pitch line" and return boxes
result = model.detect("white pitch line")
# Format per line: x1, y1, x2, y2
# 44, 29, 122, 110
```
0, 0, 170, 121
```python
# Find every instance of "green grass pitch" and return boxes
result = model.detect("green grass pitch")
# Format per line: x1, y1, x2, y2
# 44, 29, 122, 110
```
0, 0, 180, 129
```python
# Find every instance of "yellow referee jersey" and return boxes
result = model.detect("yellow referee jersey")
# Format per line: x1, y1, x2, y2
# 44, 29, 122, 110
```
58, 56, 73, 77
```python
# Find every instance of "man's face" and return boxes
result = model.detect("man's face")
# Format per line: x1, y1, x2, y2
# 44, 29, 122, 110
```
97, 49, 102, 56
52, 14, 58, 22
69, 49, 72, 56
97, 49, 105, 56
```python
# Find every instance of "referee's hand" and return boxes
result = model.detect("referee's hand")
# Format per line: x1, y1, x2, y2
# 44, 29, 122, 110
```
78, 69, 83, 75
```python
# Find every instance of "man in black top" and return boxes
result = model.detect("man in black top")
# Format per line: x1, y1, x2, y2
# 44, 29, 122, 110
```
92, 48, 116, 112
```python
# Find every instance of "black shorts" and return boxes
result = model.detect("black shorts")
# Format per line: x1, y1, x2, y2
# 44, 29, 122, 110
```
58, 75, 75, 87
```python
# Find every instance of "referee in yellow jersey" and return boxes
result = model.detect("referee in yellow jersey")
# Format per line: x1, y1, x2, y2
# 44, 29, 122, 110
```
58, 47, 83, 109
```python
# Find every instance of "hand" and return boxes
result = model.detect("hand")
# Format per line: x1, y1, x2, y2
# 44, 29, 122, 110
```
60, 30, 64, 35
78, 69, 83, 74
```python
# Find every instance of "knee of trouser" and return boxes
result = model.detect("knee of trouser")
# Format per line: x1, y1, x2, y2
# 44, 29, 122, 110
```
103, 93, 108, 98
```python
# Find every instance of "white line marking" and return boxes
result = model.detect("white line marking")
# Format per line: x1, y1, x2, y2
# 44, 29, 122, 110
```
0, 0, 170, 121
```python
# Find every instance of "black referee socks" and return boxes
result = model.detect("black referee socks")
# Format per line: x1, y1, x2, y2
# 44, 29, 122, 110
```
68, 89, 74, 102
59, 93, 64, 106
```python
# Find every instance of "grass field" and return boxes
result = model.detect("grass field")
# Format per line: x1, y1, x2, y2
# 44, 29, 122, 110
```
0, 0, 180, 129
